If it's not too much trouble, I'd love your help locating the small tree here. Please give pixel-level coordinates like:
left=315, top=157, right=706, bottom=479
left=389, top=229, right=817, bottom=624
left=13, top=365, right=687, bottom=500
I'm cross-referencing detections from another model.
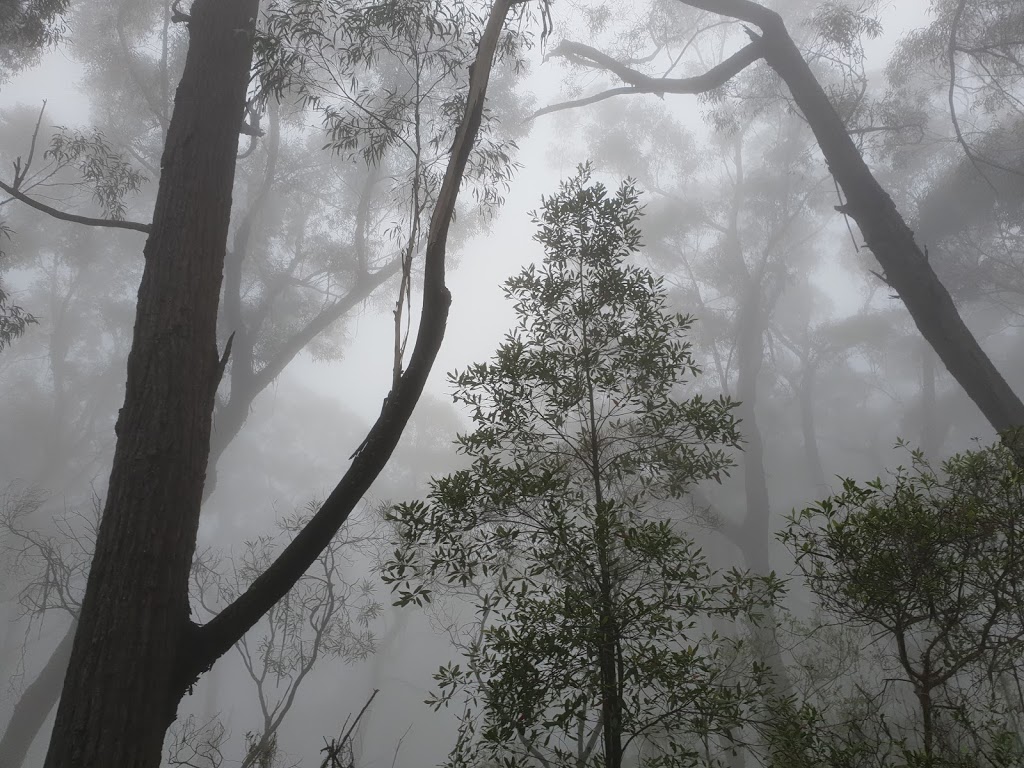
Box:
left=384, top=166, right=779, bottom=768
left=781, top=443, right=1024, bottom=767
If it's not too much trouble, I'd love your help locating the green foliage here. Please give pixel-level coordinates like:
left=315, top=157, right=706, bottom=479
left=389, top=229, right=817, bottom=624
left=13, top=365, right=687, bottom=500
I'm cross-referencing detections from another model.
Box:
left=253, top=0, right=528, bottom=211
left=0, top=221, right=36, bottom=352
left=781, top=443, right=1024, bottom=767
left=45, top=128, right=148, bottom=221
left=384, top=165, right=780, bottom=768
left=0, top=0, right=68, bottom=80
left=0, top=281, right=36, bottom=352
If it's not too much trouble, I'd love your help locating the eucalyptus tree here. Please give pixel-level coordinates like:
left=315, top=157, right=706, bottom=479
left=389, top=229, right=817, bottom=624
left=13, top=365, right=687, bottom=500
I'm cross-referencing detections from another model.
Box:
left=533, top=0, right=1024, bottom=454
left=384, top=167, right=778, bottom=768
left=0, top=0, right=534, bottom=764
left=0, top=0, right=535, bottom=763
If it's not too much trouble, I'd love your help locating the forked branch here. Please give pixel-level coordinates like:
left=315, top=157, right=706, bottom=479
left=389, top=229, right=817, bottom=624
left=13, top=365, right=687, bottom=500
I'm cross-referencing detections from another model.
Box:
left=189, top=0, right=525, bottom=676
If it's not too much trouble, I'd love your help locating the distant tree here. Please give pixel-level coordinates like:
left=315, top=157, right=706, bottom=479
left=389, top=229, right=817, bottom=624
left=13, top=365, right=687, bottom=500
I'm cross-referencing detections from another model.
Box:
left=781, top=443, right=1024, bottom=767
left=535, top=0, right=1024, bottom=456
left=385, top=166, right=779, bottom=768
left=188, top=505, right=380, bottom=768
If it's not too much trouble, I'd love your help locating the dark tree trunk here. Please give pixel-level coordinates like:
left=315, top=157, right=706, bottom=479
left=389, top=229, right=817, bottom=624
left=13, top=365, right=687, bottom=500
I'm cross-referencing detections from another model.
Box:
left=0, top=621, right=75, bottom=768
left=748, top=7, right=1024, bottom=452
left=43, top=0, right=259, bottom=763
left=38, top=0, right=515, bottom=763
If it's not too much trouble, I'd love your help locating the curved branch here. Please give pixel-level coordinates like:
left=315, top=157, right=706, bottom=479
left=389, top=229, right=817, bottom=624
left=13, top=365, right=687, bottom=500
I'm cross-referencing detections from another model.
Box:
left=947, top=0, right=1024, bottom=185
left=528, top=87, right=640, bottom=121
left=540, top=37, right=764, bottom=106
left=189, top=0, right=520, bottom=675
left=0, top=179, right=151, bottom=233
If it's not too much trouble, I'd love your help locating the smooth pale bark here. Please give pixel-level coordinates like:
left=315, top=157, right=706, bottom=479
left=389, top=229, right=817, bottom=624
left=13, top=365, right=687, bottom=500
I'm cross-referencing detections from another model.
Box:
left=42, top=0, right=519, bottom=764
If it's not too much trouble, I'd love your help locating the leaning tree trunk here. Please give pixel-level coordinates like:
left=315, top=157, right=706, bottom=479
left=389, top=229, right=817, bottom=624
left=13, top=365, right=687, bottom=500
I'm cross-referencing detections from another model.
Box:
left=743, top=5, right=1024, bottom=453
left=41, top=0, right=518, bottom=762
left=43, top=0, right=259, bottom=764
left=0, top=620, right=75, bottom=768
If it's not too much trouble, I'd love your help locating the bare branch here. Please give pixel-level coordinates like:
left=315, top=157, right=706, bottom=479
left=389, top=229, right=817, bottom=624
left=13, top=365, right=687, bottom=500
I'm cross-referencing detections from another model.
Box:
left=0, top=179, right=151, bottom=233
left=527, top=87, right=640, bottom=121
left=534, top=37, right=764, bottom=119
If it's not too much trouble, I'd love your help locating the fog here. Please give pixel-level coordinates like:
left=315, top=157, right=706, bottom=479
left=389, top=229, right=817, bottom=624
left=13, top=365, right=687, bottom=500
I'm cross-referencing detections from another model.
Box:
left=1, top=0, right=1023, bottom=766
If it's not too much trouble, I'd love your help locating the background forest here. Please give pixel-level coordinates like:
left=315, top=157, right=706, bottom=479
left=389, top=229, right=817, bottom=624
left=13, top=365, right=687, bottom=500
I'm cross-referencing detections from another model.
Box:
left=1, top=0, right=1023, bottom=766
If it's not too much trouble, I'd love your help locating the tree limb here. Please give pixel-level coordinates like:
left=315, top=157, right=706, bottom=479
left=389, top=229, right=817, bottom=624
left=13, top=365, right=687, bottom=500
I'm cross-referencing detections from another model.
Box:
left=0, top=179, right=151, bottom=233
left=528, top=87, right=641, bottom=121
left=189, top=0, right=521, bottom=675
left=534, top=37, right=764, bottom=118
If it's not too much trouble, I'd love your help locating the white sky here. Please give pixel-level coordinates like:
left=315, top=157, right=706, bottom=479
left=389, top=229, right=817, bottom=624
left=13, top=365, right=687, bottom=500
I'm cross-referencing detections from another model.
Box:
left=0, top=1, right=924, bottom=431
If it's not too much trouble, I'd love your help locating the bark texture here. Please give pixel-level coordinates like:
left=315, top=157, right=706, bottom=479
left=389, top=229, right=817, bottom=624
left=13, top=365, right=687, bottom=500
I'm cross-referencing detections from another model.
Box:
left=40, top=0, right=517, bottom=764
left=43, top=0, right=258, bottom=763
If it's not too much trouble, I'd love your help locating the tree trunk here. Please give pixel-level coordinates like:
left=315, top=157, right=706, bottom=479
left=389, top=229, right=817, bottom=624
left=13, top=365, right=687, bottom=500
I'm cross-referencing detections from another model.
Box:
left=43, top=0, right=258, bottom=763
left=40, top=0, right=516, bottom=761
left=0, top=621, right=75, bottom=768
left=920, top=341, right=939, bottom=456
left=798, top=363, right=827, bottom=491
left=733, top=286, right=794, bottom=698
left=750, top=9, right=1024, bottom=453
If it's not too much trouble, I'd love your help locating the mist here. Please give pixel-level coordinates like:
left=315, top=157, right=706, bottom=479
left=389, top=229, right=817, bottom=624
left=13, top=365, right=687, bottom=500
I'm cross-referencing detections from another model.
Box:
left=1, top=0, right=1023, bottom=766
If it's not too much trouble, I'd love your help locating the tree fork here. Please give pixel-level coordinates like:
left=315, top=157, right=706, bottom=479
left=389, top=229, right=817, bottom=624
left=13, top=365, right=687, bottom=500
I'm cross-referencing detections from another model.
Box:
left=546, top=1, right=1024, bottom=454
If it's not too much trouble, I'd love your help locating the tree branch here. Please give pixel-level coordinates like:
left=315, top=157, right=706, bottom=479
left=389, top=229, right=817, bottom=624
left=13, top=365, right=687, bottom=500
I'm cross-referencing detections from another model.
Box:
left=534, top=37, right=764, bottom=118
left=0, top=179, right=151, bottom=233
left=189, top=0, right=520, bottom=676
left=528, top=87, right=641, bottom=121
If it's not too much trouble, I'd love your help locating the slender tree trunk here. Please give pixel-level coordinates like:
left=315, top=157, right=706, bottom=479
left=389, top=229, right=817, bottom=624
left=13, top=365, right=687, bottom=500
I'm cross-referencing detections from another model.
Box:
left=0, top=621, right=75, bottom=768
left=920, top=341, right=939, bottom=456
left=43, top=0, right=258, bottom=763
left=733, top=288, right=793, bottom=698
left=799, top=363, right=827, bottom=491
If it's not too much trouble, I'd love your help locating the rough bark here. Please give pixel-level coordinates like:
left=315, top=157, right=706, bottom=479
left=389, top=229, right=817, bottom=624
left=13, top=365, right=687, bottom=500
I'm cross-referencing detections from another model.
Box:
left=43, top=0, right=260, bottom=763
left=0, top=621, right=75, bottom=768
